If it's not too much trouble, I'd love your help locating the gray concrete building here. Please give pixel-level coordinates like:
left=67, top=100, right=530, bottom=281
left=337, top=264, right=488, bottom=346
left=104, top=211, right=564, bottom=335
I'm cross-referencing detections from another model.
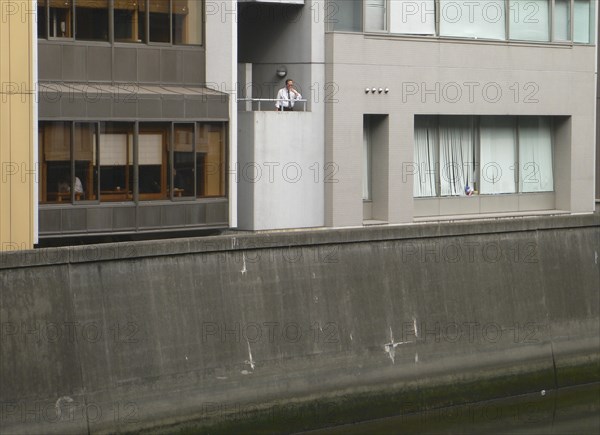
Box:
left=237, top=0, right=597, bottom=229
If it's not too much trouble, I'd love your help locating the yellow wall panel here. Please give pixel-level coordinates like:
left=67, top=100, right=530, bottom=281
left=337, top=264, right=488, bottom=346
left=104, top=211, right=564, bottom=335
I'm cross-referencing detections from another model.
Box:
left=0, top=0, right=35, bottom=251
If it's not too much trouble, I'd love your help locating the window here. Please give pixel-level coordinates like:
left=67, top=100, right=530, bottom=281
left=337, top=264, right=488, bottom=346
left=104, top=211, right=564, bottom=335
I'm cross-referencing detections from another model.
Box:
left=328, top=0, right=362, bottom=32
left=139, top=123, right=169, bottom=200
left=440, top=0, right=506, bottom=40
left=509, top=0, right=550, bottom=41
left=326, top=1, right=593, bottom=44
left=114, top=0, right=147, bottom=43
left=37, top=0, right=47, bottom=38
left=196, top=123, right=226, bottom=197
left=390, top=0, right=435, bottom=35
left=414, top=116, right=554, bottom=197
left=173, top=0, right=203, bottom=45
left=363, top=117, right=372, bottom=200
left=48, top=0, right=73, bottom=38
left=39, top=122, right=72, bottom=203
left=73, top=123, right=99, bottom=201
left=173, top=124, right=195, bottom=197
left=75, top=0, right=109, bottom=41
left=150, top=0, right=171, bottom=43
left=365, top=0, right=386, bottom=32
left=554, top=0, right=571, bottom=41
left=99, top=122, right=134, bottom=202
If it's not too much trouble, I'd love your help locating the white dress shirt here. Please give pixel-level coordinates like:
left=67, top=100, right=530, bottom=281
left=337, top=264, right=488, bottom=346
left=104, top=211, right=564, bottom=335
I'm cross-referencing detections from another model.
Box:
left=275, top=87, right=302, bottom=109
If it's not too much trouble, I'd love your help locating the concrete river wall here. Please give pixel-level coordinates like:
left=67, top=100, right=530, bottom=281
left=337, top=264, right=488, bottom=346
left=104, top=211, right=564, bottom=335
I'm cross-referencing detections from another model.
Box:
left=1, top=213, right=599, bottom=434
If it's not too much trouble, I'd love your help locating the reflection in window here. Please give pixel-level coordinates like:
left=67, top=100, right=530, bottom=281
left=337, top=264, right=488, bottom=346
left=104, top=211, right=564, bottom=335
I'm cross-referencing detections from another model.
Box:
left=74, top=123, right=98, bottom=201
left=554, top=0, right=571, bottom=41
left=197, top=123, right=226, bottom=197
left=509, top=0, right=549, bottom=41
left=150, top=0, right=171, bottom=43
left=114, top=0, right=146, bottom=43
left=39, top=122, right=72, bottom=204
left=37, top=0, right=47, bottom=38
left=390, top=0, right=435, bottom=35
left=75, top=0, right=109, bottom=41
left=574, top=0, right=591, bottom=43
left=365, top=0, right=386, bottom=32
left=173, top=124, right=195, bottom=197
left=440, top=0, right=506, bottom=40
left=99, top=123, right=134, bottom=202
left=139, top=123, right=169, bottom=200
left=49, top=0, right=73, bottom=38
left=328, top=0, right=362, bottom=32
left=173, top=0, right=203, bottom=44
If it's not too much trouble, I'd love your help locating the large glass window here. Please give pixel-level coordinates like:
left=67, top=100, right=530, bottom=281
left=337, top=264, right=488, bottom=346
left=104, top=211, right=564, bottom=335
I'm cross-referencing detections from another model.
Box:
left=414, top=116, right=554, bottom=197
left=196, top=123, right=226, bottom=197
left=39, top=122, right=72, bottom=203
left=173, top=0, right=203, bottom=44
left=573, top=0, right=592, bottom=43
left=74, top=123, right=99, bottom=201
left=554, top=0, right=571, bottom=41
left=328, top=0, right=362, bottom=32
left=173, top=124, right=195, bottom=197
left=114, top=0, right=147, bottom=43
left=75, top=0, right=109, bottom=41
left=509, top=0, right=550, bottom=41
left=139, top=123, right=169, bottom=200
left=150, top=0, right=171, bottom=43
left=99, top=122, right=134, bottom=202
left=37, top=0, right=48, bottom=38
left=390, top=0, right=435, bottom=35
left=440, top=0, right=506, bottom=40
left=365, top=0, right=386, bottom=32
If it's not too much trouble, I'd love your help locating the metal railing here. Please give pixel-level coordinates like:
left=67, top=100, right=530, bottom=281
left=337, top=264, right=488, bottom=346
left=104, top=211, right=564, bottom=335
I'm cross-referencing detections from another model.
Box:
left=237, top=98, right=308, bottom=112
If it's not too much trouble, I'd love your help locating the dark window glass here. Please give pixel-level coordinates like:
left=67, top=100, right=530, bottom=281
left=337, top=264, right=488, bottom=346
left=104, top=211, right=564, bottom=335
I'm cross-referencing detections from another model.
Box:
left=49, top=0, right=73, bottom=38
left=99, top=122, right=134, bottom=202
left=149, top=0, right=170, bottom=43
left=114, top=0, right=146, bottom=43
left=37, top=0, right=47, bottom=38
left=139, top=123, right=170, bottom=200
left=75, top=0, right=109, bottom=41
left=39, top=121, right=72, bottom=204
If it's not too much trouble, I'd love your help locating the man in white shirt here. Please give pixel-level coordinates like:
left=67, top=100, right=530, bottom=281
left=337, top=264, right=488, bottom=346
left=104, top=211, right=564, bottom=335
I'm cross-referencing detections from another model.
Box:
left=275, top=79, right=302, bottom=111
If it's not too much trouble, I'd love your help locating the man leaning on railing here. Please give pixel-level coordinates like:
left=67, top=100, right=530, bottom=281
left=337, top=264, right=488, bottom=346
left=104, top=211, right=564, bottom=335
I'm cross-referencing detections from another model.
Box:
left=275, top=79, right=302, bottom=112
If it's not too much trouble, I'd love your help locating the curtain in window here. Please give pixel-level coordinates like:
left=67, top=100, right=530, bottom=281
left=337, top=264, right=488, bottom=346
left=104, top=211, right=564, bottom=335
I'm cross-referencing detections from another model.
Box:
left=365, top=0, right=386, bottom=32
left=439, top=116, right=474, bottom=196
left=518, top=117, right=553, bottom=192
left=390, top=0, right=435, bottom=35
left=414, top=117, right=438, bottom=197
left=480, top=117, right=517, bottom=194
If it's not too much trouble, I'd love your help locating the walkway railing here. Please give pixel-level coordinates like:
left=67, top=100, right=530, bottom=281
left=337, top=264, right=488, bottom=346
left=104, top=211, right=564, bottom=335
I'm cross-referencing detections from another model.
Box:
left=237, top=98, right=308, bottom=112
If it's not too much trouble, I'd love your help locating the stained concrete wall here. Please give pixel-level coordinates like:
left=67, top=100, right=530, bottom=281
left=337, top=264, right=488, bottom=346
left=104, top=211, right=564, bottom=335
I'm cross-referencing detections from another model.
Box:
left=0, top=214, right=599, bottom=434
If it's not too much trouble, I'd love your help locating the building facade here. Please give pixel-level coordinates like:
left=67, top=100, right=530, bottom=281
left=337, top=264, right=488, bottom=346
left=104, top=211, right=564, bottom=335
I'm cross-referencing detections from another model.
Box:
left=34, top=0, right=236, bottom=240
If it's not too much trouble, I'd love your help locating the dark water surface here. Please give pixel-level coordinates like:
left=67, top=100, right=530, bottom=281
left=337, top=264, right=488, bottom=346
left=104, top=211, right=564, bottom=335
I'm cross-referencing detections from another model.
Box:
left=301, top=383, right=600, bottom=435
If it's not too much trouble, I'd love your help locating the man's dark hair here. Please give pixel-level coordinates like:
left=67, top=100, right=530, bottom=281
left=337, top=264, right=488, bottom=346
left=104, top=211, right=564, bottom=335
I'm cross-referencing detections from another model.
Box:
left=286, top=79, right=294, bottom=86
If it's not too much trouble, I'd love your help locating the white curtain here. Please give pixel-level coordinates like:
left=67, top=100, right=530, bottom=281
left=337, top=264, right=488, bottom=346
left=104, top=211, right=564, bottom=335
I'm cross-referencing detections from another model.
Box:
left=414, top=117, right=437, bottom=197
left=509, top=0, right=549, bottom=41
left=518, top=117, right=553, bottom=192
left=365, top=0, right=387, bottom=32
left=480, top=117, right=517, bottom=194
left=439, top=116, right=475, bottom=196
left=440, top=0, right=506, bottom=40
left=390, top=0, right=435, bottom=35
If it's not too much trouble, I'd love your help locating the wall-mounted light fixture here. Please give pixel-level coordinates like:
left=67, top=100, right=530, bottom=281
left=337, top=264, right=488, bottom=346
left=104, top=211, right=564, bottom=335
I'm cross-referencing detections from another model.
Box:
left=276, top=66, right=287, bottom=78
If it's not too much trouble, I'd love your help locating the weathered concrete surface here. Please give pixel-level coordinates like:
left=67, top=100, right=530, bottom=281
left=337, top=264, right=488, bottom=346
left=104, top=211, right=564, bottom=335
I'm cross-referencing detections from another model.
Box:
left=1, top=213, right=599, bottom=433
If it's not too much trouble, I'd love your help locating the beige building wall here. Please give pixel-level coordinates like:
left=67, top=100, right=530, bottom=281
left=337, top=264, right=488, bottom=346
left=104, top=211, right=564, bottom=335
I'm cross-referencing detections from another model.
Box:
left=0, top=0, right=36, bottom=250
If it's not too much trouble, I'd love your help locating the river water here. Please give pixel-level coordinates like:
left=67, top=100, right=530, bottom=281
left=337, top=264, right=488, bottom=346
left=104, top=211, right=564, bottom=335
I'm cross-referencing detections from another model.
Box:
left=302, top=383, right=599, bottom=435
